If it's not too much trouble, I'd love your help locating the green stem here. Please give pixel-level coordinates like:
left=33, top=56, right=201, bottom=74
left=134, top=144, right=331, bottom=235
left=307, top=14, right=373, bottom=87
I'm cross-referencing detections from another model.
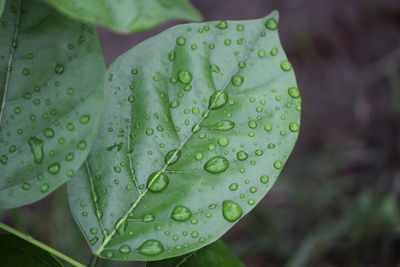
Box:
left=0, top=222, right=86, bottom=267
left=88, top=255, right=99, bottom=267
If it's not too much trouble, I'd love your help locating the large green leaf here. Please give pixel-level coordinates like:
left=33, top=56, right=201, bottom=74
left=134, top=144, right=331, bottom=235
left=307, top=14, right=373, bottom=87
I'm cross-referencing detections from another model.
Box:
left=0, top=0, right=105, bottom=209
left=0, top=234, right=63, bottom=267
left=39, top=0, right=202, bottom=33
left=69, top=11, right=301, bottom=261
left=148, top=240, right=245, bottom=267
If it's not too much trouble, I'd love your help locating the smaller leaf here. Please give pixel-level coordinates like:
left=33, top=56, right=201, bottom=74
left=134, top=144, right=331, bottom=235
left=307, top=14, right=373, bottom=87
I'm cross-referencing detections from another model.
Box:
left=0, top=234, right=63, bottom=267
left=147, top=240, right=245, bottom=267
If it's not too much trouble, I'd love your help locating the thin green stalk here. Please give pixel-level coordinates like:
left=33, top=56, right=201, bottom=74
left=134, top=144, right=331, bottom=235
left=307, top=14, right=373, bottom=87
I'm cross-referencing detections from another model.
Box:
left=0, top=222, right=85, bottom=267
left=88, top=255, right=99, bottom=267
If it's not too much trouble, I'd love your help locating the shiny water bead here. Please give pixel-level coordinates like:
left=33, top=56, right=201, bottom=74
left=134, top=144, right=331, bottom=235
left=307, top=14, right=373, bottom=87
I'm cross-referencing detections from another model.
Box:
left=260, top=175, right=269, bottom=184
left=171, top=205, right=192, bottom=222
left=265, top=18, right=278, bottom=30
left=137, top=240, right=164, bottom=256
left=119, top=245, right=131, bottom=254
left=176, top=36, right=186, bottom=45
left=54, top=63, right=64, bottom=74
left=207, top=120, right=235, bottom=131
left=288, top=87, right=300, bottom=98
left=165, top=149, right=181, bottom=165
left=28, top=137, right=44, bottom=164
left=289, top=122, right=300, bottom=132
left=280, top=60, right=292, bottom=71
left=204, top=156, right=229, bottom=174
left=236, top=151, right=248, bottom=161
left=270, top=47, right=278, bottom=56
left=147, top=172, right=169, bottom=193
left=215, top=21, right=228, bottom=29
left=222, top=200, right=243, bottom=222
left=273, top=160, right=283, bottom=169
left=231, top=75, right=244, bottom=87
left=48, top=162, right=60, bottom=175
left=178, top=70, right=192, bottom=84
left=208, top=90, right=228, bottom=110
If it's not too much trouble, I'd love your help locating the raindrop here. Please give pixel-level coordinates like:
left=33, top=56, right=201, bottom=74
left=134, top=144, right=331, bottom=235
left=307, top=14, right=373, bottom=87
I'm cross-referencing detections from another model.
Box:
left=119, top=245, right=131, bottom=254
left=204, top=156, right=229, bottom=174
left=209, top=90, right=228, bottom=110
left=280, top=60, right=292, bottom=71
left=48, top=162, right=60, bottom=175
left=137, top=240, right=164, bottom=256
left=171, top=205, right=192, bottom=222
left=28, top=137, right=44, bottom=164
left=265, top=18, right=278, bottom=30
left=215, top=21, right=228, bottom=29
left=231, top=75, right=244, bottom=87
left=165, top=149, right=181, bottom=165
left=55, top=64, right=64, bottom=74
left=207, top=120, right=235, bottom=131
left=288, top=87, right=300, bottom=98
left=178, top=70, right=192, bottom=84
left=147, top=172, right=169, bottom=193
left=222, top=200, right=243, bottom=222
left=273, top=160, right=283, bottom=169
left=289, top=122, right=300, bottom=132
left=236, top=151, right=248, bottom=161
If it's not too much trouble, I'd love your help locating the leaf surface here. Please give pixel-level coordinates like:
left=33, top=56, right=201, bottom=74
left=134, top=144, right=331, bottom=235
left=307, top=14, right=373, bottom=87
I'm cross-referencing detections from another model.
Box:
left=148, top=240, right=245, bottom=267
left=0, top=0, right=105, bottom=208
left=69, top=12, right=301, bottom=261
left=0, top=234, right=63, bottom=267
left=39, top=0, right=202, bottom=33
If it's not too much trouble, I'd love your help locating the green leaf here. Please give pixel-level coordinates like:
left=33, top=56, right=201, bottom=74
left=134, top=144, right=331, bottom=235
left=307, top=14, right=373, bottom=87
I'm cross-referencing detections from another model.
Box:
left=147, top=240, right=245, bottom=267
left=69, top=11, right=301, bottom=261
left=0, top=234, right=63, bottom=266
left=39, top=0, right=202, bottom=33
left=0, top=0, right=105, bottom=209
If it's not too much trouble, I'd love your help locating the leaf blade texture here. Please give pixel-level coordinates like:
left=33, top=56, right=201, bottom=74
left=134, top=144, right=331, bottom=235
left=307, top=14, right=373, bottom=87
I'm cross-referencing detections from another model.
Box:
left=0, top=0, right=105, bottom=208
left=40, top=0, right=202, bottom=33
left=69, top=11, right=301, bottom=261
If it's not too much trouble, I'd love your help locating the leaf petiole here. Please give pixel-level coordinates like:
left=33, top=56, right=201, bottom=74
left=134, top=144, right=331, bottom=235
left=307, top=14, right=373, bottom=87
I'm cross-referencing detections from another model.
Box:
left=0, top=222, right=86, bottom=267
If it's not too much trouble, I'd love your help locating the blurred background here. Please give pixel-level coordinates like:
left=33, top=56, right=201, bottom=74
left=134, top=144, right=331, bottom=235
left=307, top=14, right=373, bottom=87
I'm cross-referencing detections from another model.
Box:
left=2, top=0, right=400, bottom=266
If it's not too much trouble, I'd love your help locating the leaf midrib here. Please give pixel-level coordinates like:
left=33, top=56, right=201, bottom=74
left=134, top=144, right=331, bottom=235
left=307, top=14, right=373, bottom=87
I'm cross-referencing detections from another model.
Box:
left=0, top=0, right=21, bottom=125
left=95, top=20, right=269, bottom=254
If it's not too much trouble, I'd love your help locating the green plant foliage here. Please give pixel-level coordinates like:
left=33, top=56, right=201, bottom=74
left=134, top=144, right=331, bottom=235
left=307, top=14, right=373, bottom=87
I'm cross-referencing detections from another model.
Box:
left=39, top=0, right=202, bottom=33
left=68, top=11, right=300, bottom=261
left=148, top=240, right=245, bottom=267
left=0, top=0, right=105, bottom=209
left=0, top=234, right=63, bottom=266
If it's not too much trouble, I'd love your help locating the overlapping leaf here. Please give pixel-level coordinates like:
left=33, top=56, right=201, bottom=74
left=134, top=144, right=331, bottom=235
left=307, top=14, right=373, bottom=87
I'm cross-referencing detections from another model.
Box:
left=40, top=0, right=202, bottom=33
left=0, top=234, right=63, bottom=266
left=69, top=12, right=301, bottom=261
left=148, top=240, right=245, bottom=267
left=0, top=0, right=5, bottom=18
left=0, top=0, right=105, bottom=208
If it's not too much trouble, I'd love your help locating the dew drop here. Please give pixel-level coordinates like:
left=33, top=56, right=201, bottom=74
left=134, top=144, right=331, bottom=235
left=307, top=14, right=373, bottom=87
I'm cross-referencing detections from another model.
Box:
left=265, top=18, right=278, bottom=30
left=231, top=75, right=244, bottom=87
left=273, top=160, right=283, bottom=169
left=178, top=70, right=192, bottom=84
left=208, top=90, right=228, bottom=110
left=137, top=240, right=164, bottom=256
left=204, top=156, right=229, bottom=174
left=289, top=122, right=300, bottom=132
left=48, top=162, right=60, bottom=175
left=28, top=137, right=44, bottom=164
left=280, top=60, right=292, bottom=71
left=165, top=149, right=181, bottom=165
left=176, top=36, right=186, bottom=46
left=222, top=200, right=243, bottom=222
left=218, top=137, right=229, bottom=147
left=215, top=21, right=228, bottom=29
left=43, top=128, right=55, bottom=138
left=236, top=151, right=248, bottom=161
left=147, top=172, right=169, bottom=193
left=119, top=245, right=131, bottom=254
left=207, top=120, right=235, bottom=131
left=171, top=205, right=192, bottom=222
left=288, top=87, right=300, bottom=98
left=54, top=64, right=64, bottom=74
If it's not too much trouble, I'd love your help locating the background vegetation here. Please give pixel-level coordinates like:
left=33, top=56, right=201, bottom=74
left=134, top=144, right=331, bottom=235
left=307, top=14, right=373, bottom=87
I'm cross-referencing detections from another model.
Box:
left=1, top=0, right=399, bottom=266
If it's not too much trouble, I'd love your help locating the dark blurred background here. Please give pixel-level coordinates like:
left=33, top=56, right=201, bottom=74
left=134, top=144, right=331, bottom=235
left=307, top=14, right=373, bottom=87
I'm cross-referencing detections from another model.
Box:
left=2, top=0, right=400, bottom=266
